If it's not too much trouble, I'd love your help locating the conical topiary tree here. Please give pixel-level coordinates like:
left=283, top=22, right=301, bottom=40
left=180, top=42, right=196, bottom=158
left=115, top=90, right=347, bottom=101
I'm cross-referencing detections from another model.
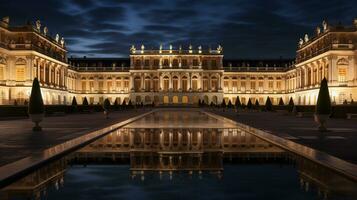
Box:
left=265, top=96, right=273, bottom=111
left=221, top=99, right=226, bottom=111
left=82, top=97, right=89, bottom=106
left=28, top=78, right=44, bottom=131
left=247, top=98, right=253, bottom=109
left=315, top=78, right=331, bottom=131
left=235, top=96, right=241, bottom=111
left=128, top=100, right=133, bottom=108
left=278, top=97, right=284, bottom=106
left=103, top=98, right=111, bottom=119
left=122, top=99, right=127, bottom=109
left=72, top=96, right=77, bottom=106
left=255, top=99, right=260, bottom=110
left=288, top=97, right=294, bottom=112
left=227, top=100, right=233, bottom=108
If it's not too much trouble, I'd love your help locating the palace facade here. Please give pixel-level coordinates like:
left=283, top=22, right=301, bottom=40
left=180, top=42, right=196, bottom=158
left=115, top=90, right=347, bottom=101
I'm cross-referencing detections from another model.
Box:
left=1, top=17, right=357, bottom=105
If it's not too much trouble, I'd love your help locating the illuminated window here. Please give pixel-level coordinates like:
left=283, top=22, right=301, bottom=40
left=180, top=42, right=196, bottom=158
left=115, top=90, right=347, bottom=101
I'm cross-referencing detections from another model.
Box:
left=241, top=81, right=246, bottom=92
left=0, top=64, right=4, bottom=80
left=89, top=81, right=94, bottom=92
left=338, top=68, right=347, bottom=82
left=81, top=81, right=86, bottom=91
left=192, top=76, right=198, bottom=91
left=172, top=59, right=179, bottom=67
left=172, top=76, right=178, bottom=91
left=193, top=59, right=198, bottom=66
left=98, top=81, right=104, bottom=92
left=268, top=81, right=273, bottom=90
left=223, top=80, right=229, bottom=92
left=144, top=59, right=150, bottom=68
left=258, top=81, right=263, bottom=92
left=251, top=82, right=256, bottom=90
left=277, top=81, right=281, bottom=90
left=232, top=80, right=237, bottom=92
left=16, top=65, right=25, bottom=81
left=107, top=81, right=112, bottom=92
left=181, top=59, right=187, bottom=68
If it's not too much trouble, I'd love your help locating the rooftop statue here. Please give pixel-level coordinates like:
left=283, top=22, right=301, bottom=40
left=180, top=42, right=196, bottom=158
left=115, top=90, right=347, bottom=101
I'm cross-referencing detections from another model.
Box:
left=322, top=20, right=328, bottom=31
left=217, top=45, right=223, bottom=52
left=304, top=34, right=309, bottom=42
left=43, top=27, right=48, bottom=36
left=130, top=45, right=136, bottom=53
left=60, top=37, right=65, bottom=47
left=299, top=38, right=303, bottom=47
left=2, top=16, right=9, bottom=24
left=55, top=34, right=59, bottom=43
left=316, top=26, right=321, bottom=35
left=35, top=20, right=41, bottom=31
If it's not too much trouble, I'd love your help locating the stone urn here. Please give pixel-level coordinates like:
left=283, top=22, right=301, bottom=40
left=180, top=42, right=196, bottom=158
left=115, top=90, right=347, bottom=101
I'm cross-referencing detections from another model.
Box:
left=314, top=114, right=329, bottom=132
left=30, top=113, right=44, bottom=131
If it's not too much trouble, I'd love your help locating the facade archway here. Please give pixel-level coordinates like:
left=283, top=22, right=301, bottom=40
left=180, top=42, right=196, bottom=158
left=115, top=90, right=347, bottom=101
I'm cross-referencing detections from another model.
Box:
left=135, top=96, right=142, bottom=103
left=154, top=95, right=160, bottom=104
left=203, top=95, right=209, bottom=105
left=163, top=96, right=169, bottom=104
left=182, top=96, right=188, bottom=104
left=145, top=95, right=151, bottom=103
left=192, top=96, right=199, bottom=104
left=212, top=96, right=218, bottom=104
left=172, top=96, right=179, bottom=104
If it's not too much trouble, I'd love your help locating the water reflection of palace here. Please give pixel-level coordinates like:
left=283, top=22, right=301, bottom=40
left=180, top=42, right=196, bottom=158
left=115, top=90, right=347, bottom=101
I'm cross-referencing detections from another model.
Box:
left=1, top=128, right=356, bottom=200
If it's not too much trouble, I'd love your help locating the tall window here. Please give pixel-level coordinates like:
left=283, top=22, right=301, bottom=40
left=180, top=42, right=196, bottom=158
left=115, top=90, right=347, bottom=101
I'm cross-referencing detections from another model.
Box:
left=223, top=80, right=229, bottom=92
left=193, top=59, right=199, bottom=67
left=89, top=81, right=94, bottom=92
left=163, top=77, right=169, bottom=91
left=81, top=81, right=86, bottom=91
left=145, top=77, right=151, bottom=91
left=0, top=64, right=4, bottom=80
left=192, top=76, right=198, bottom=91
left=276, top=81, right=281, bottom=90
left=203, top=77, right=208, bottom=91
left=182, top=77, right=188, bottom=91
left=338, top=68, right=347, bottom=83
left=182, top=59, right=188, bottom=68
left=124, top=79, right=129, bottom=92
left=107, top=81, right=112, bottom=92
left=153, top=77, right=159, bottom=91
left=98, top=81, right=104, bottom=92
left=16, top=65, right=25, bottom=81
left=258, top=81, right=263, bottom=92
left=172, top=59, right=179, bottom=67
left=232, top=80, right=237, bottom=92
left=172, top=76, right=178, bottom=91
left=250, top=82, right=256, bottom=91
left=211, top=60, right=217, bottom=69
left=241, top=81, right=246, bottom=92
left=153, top=59, right=159, bottom=68
left=134, top=77, right=141, bottom=91
left=211, top=77, right=218, bottom=91
left=135, top=60, right=141, bottom=69
left=268, top=81, right=273, bottom=90
left=144, top=59, right=150, bottom=68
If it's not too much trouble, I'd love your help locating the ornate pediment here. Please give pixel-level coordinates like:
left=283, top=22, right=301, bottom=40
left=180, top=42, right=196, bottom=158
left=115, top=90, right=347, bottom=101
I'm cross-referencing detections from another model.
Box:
left=337, top=57, right=349, bottom=65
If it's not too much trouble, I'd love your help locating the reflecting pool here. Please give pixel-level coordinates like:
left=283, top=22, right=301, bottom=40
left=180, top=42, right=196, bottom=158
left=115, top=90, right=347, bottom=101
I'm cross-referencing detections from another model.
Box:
left=0, top=111, right=356, bottom=200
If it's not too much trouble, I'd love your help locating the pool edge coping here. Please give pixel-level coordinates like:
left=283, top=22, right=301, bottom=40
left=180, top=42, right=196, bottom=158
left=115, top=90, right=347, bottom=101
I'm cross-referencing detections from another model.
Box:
left=0, top=110, right=155, bottom=188
left=203, top=111, right=357, bottom=182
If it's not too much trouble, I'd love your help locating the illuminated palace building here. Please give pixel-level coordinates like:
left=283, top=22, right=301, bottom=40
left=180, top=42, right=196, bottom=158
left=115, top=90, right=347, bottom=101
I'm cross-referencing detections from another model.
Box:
left=1, top=17, right=357, bottom=105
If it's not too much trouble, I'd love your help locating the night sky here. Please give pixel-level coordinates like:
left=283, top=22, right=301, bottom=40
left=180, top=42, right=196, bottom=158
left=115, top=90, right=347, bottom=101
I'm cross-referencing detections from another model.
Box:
left=0, top=0, right=356, bottom=59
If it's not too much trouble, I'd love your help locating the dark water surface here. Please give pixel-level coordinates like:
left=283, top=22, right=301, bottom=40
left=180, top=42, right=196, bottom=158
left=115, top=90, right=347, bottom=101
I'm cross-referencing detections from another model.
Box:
left=1, top=111, right=356, bottom=200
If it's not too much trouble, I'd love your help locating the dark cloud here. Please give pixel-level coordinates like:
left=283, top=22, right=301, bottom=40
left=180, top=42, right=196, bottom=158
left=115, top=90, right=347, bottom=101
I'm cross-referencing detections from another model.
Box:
left=0, top=0, right=356, bottom=59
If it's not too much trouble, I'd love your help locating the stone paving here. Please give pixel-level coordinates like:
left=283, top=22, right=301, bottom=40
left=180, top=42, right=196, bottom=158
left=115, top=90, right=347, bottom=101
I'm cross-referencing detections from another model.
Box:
left=209, top=109, right=357, bottom=164
left=0, top=109, right=148, bottom=167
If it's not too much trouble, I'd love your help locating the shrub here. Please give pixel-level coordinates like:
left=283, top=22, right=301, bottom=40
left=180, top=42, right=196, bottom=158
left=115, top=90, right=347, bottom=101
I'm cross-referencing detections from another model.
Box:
left=227, top=100, right=233, bottom=108
left=255, top=99, right=260, bottom=108
left=315, top=78, right=331, bottom=115
left=235, top=96, right=241, bottom=109
left=221, top=100, right=226, bottom=108
left=82, top=97, right=89, bottom=106
left=247, top=98, right=253, bottom=109
left=278, top=98, right=285, bottom=106
left=28, top=78, right=44, bottom=114
left=103, top=98, right=111, bottom=111
left=265, top=96, right=273, bottom=111
left=72, top=96, right=77, bottom=106
left=288, top=97, right=294, bottom=112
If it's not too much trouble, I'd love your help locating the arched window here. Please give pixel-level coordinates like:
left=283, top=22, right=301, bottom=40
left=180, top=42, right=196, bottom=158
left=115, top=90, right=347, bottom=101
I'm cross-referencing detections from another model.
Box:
left=15, top=58, right=26, bottom=82
left=181, top=76, right=188, bottom=91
